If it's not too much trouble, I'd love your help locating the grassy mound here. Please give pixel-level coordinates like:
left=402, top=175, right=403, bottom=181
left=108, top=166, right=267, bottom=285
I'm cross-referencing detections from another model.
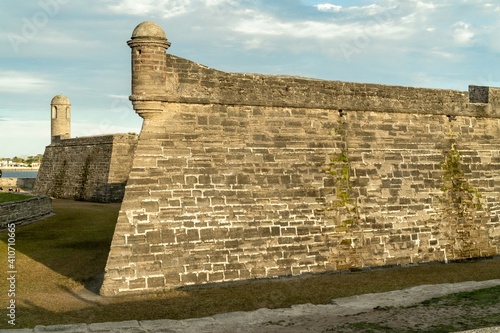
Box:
left=0, top=192, right=32, bottom=203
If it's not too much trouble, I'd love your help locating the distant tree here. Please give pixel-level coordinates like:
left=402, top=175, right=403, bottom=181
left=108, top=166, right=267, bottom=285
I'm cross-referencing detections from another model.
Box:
left=25, top=156, right=36, bottom=166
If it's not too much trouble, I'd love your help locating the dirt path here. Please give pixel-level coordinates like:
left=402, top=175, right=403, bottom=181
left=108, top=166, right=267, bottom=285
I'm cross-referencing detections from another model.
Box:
left=23, top=279, right=500, bottom=333
left=167, top=279, right=500, bottom=333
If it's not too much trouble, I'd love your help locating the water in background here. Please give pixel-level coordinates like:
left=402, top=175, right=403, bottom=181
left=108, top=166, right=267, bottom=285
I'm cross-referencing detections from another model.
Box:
left=1, top=170, right=38, bottom=178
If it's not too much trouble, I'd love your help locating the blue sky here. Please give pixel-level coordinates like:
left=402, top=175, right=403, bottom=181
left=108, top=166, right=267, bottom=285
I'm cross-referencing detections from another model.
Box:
left=1, top=0, right=499, bottom=157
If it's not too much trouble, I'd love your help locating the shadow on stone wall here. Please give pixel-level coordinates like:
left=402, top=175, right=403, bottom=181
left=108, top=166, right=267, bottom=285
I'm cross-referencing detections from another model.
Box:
left=87, top=182, right=128, bottom=203
left=17, top=178, right=36, bottom=190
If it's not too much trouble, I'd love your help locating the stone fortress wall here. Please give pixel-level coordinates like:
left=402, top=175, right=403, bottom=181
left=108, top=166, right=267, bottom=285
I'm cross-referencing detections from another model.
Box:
left=34, top=134, right=138, bottom=202
left=0, top=196, right=53, bottom=228
left=98, top=22, right=500, bottom=296
left=0, top=178, right=36, bottom=190
left=33, top=95, right=138, bottom=203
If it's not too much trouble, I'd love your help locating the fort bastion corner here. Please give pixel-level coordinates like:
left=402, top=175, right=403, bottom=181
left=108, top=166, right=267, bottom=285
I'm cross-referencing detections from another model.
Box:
left=37, top=21, right=495, bottom=296
left=33, top=93, right=138, bottom=202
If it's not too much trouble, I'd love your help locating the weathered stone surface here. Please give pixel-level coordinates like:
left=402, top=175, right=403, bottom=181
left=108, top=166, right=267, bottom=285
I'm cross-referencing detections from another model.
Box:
left=34, top=134, right=137, bottom=203
left=0, top=196, right=52, bottom=228
left=89, top=320, right=144, bottom=332
left=34, top=323, right=88, bottom=332
left=98, top=21, right=500, bottom=296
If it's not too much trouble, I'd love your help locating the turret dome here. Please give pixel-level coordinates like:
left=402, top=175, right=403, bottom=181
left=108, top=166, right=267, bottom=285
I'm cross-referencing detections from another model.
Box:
left=51, top=94, right=70, bottom=105
left=131, top=21, right=167, bottom=40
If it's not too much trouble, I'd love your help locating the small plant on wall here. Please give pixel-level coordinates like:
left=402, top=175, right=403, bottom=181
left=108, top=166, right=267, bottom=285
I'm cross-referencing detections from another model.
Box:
left=441, top=143, right=483, bottom=214
left=439, top=141, right=491, bottom=259
left=326, top=150, right=356, bottom=212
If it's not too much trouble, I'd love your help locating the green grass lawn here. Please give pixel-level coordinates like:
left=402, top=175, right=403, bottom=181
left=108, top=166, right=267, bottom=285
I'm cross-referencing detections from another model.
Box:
left=336, top=285, right=500, bottom=333
left=0, top=199, right=499, bottom=329
left=0, top=192, right=32, bottom=203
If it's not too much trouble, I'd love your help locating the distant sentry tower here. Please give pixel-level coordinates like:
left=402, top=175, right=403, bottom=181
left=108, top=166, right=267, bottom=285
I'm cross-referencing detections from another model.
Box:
left=51, top=94, right=71, bottom=143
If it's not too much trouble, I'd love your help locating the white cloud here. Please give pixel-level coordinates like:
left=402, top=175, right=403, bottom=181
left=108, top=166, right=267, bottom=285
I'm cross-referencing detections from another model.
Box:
left=106, top=0, right=235, bottom=18
left=315, top=3, right=342, bottom=12
left=232, top=11, right=287, bottom=37
left=314, top=3, right=397, bottom=16
left=414, top=1, right=438, bottom=10
left=107, top=0, right=192, bottom=17
left=345, top=4, right=387, bottom=15
left=453, top=21, right=474, bottom=45
left=204, top=0, right=235, bottom=6
left=231, top=6, right=410, bottom=60
left=315, top=3, right=389, bottom=15
left=0, top=71, right=53, bottom=93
